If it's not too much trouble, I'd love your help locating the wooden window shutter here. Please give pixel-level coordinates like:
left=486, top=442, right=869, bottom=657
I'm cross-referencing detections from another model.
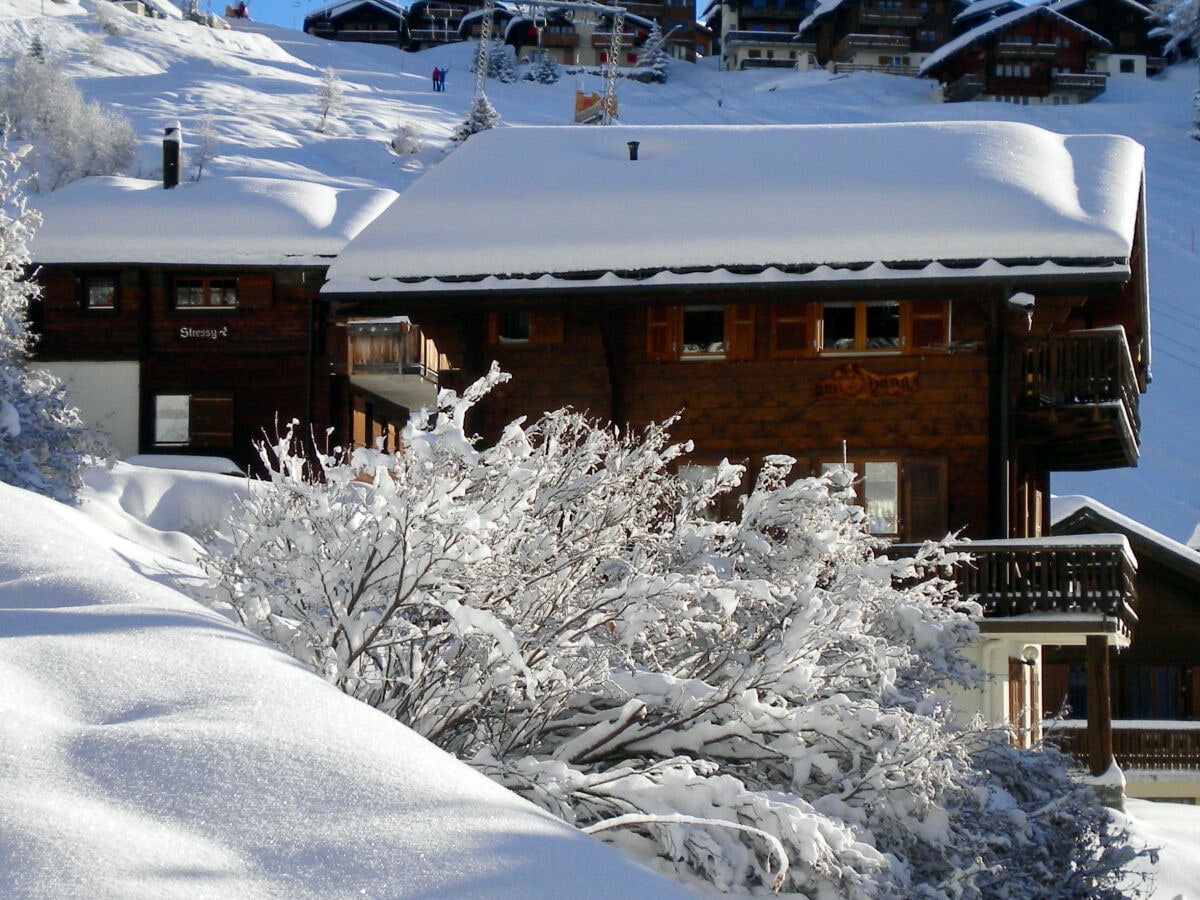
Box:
left=770, top=303, right=814, bottom=358
left=646, top=306, right=679, bottom=362
left=41, top=272, right=76, bottom=307
left=725, top=304, right=756, bottom=361
left=903, top=456, right=948, bottom=541
left=908, top=300, right=949, bottom=351
left=532, top=310, right=565, bottom=345
left=237, top=272, right=273, bottom=310
left=487, top=312, right=500, bottom=346
left=190, top=393, right=235, bottom=447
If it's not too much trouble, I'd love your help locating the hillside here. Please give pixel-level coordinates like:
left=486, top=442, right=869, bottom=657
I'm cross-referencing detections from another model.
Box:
left=4, top=0, right=1200, bottom=542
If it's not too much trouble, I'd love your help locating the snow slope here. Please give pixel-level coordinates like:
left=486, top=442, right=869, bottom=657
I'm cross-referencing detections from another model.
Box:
left=0, top=469, right=694, bottom=900
left=5, top=0, right=1199, bottom=540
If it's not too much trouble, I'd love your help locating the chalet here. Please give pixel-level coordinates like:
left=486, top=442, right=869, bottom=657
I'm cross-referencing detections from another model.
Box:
left=322, top=122, right=1151, bottom=795
left=710, top=0, right=820, bottom=71
left=1043, top=0, right=1163, bottom=76
left=796, top=0, right=957, bottom=75
left=302, top=0, right=409, bottom=46
left=921, top=4, right=1112, bottom=103
left=1049, top=497, right=1200, bottom=802
left=28, top=158, right=398, bottom=472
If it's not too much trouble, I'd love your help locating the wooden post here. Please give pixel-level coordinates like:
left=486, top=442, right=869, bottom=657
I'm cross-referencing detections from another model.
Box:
left=1086, top=634, right=1113, bottom=776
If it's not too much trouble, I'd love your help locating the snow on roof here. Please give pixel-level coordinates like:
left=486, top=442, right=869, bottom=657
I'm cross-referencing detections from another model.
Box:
left=1052, top=494, right=1200, bottom=572
left=29, top=176, right=398, bottom=268
left=0, top=476, right=693, bottom=899
left=953, top=0, right=1022, bottom=26
left=303, top=0, right=407, bottom=21
left=1048, top=0, right=1155, bottom=19
left=322, top=121, right=1144, bottom=295
left=921, top=4, right=1110, bottom=74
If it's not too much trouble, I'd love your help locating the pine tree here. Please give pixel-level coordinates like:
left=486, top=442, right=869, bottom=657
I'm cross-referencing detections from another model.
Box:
left=451, top=94, right=500, bottom=143
left=488, top=38, right=518, bottom=83
left=0, top=140, right=93, bottom=500
left=636, top=22, right=670, bottom=83
left=524, top=50, right=559, bottom=84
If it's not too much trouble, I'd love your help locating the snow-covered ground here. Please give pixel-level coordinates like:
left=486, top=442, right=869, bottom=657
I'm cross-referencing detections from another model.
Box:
left=0, top=463, right=695, bottom=899
left=5, top=0, right=1200, bottom=541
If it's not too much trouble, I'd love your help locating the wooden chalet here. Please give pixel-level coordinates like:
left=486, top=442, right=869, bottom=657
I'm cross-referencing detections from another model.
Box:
left=921, top=4, right=1112, bottom=103
left=1047, top=498, right=1200, bottom=802
left=797, top=0, right=957, bottom=75
left=302, top=0, right=409, bottom=46
left=1047, top=0, right=1163, bottom=76
left=28, top=160, right=398, bottom=473
left=711, top=0, right=819, bottom=70
left=322, top=122, right=1152, bottom=792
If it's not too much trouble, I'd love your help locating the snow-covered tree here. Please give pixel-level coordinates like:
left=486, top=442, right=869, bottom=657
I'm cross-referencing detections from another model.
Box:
left=200, top=366, right=1149, bottom=898
left=1154, top=0, right=1199, bottom=56
left=193, top=111, right=217, bottom=181
left=489, top=38, right=519, bottom=83
left=524, top=50, right=559, bottom=84
left=451, top=94, right=500, bottom=143
left=0, top=138, right=93, bottom=500
left=0, top=53, right=136, bottom=191
left=635, top=22, right=670, bottom=83
left=314, top=66, right=346, bottom=133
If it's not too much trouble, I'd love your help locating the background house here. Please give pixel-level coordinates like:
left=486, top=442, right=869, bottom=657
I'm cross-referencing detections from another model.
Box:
left=302, top=0, right=409, bottom=46
left=29, top=167, right=397, bottom=471
left=321, top=122, right=1152, bottom=783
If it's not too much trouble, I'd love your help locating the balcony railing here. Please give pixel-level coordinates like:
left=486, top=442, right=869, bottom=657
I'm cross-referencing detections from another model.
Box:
left=943, top=72, right=985, bottom=101
left=891, top=536, right=1138, bottom=631
left=1018, top=327, right=1140, bottom=470
left=833, top=61, right=919, bottom=75
left=835, top=32, right=911, bottom=57
left=1050, top=721, right=1200, bottom=771
left=858, top=8, right=924, bottom=26
left=996, top=41, right=1059, bottom=59
left=1053, top=72, right=1107, bottom=99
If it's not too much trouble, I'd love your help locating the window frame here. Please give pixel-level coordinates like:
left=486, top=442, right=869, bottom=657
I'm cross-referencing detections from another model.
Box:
left=486, top=309, right=565, bottom=347
left=822, top=458, right=901, bottom=536
left=152, top=391, right=234, bottom=449
left=172, top=276, right=239, bottom=311
left=79, top=273, right=119, bottom=314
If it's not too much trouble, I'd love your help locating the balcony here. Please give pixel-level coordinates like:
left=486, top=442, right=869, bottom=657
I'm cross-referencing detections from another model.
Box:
left=331, top=28, right=403, bottom=43
left=996, top=41, right=1059, bottom=59
left=1052, top=71, right=1108, bottom=100
left=891, top=536, right=1138, bottom=633
left=942, top=72, right=985, bottom=101
left=591, top=29, right=645, bottom=48
left=834, top=32, right=911, bottom=57
left=833, top=61, right=919, bottom=75
left=859, top=7, right=924, bottom=26
left=1017, top=327, right=1140, bottom=471
left=1050, top=721, right=1200, bottom=771
left=539, top=31, right=580, bottom=47
left=736, top=4, right=808, bottom=20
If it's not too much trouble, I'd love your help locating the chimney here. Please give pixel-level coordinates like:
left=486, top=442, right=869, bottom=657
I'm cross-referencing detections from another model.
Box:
left=163, top=121, right=182, bottom=189
left=627, top=140, right=640, bottom=161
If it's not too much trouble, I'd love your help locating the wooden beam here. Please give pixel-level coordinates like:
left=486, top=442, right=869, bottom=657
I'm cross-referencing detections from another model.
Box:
left=1086, top=634, right=1113, bottom=776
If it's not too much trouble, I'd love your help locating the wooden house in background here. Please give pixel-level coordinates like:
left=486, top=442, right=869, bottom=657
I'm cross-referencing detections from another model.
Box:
left=29, top=166, right=398, bottom=473
left=796, top=0, right=956, bottom=75
left=321, top=122, right=1151, bottom=795
left=1048, top=497, right=1200, bottom=802
left=921, top=4, right=1112, bottom=102
left=302, top=0, right=409, bottom=46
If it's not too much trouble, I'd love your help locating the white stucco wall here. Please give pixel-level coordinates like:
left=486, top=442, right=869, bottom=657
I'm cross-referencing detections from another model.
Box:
left=43, top=361, right=140, bottom=458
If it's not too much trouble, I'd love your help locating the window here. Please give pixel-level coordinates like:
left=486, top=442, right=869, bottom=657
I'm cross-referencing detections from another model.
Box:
left=823, top=459, right=899, bottom=535
left=81, top=274, right=117, bottom=311
left=154, top=392, right=234, bottom=448
left=820, top=301, right=900, bottom=352
left=646, top=305, right=755, bottom=362
left=487, top=309, right=564, bottom=346
left=1119, top=57, right=1135, bottom=73
left=174, top=277, right=238, bottom=309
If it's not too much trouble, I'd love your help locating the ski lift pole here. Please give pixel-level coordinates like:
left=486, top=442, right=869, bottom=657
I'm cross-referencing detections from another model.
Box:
left=602, top=8, right=623, bottom=124
left=474, top=0, right=495, bottom=101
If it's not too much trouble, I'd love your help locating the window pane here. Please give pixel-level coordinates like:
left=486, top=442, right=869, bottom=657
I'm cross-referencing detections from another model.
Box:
left=498, top=310, right=530, bottom=342
left=865, top=302, right=900, bottom=349
left=863, top=461, right=898, bottom=533
left=155, top=394, right=190, bottom=445
left=175, top=281, right=203, bottom=307
left=682, top=306, right=725, bottom=355
left=210, top=280, right=238, bottom=307
left=86, top=277, right=116, bottom=309
left=822, top=304, right=856, bottom=350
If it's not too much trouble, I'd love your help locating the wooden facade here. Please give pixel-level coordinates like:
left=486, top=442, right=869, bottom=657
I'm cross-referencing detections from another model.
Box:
left=800, top=0, right=956, bottom=74
left=303, top=0, right=409, bottom=46
left=34, top=263, right=331, bottom=472
left=923, top=5, right=1112, bottom=102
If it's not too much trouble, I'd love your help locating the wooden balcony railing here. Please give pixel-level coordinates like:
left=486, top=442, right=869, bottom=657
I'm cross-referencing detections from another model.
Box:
left=996, top=41, right=1059, bottom=59
left=1050, top=721, right=1200, bottom=771
left=858, top=8, right=924, bottom=26
left=835, top=32, right=911, bottom=57
left=891, top=536, right=1138, bottom=631
left=1018, top=327, right=1141, bottom=470
left=1052, top=72, right=1107, bottom=98
left=943, top=72, right=985, bottom=101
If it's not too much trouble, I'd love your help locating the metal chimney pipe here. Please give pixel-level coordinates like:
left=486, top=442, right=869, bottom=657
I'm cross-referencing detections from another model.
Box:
left=627, top=140, right=639, bottom=161
left=163, top=121, right=182, bottom=189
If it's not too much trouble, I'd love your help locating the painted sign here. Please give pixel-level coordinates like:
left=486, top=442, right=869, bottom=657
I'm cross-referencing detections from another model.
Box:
left=814, top=362, right=918, bottom=401
left=179, top=325, right=230, bottom=341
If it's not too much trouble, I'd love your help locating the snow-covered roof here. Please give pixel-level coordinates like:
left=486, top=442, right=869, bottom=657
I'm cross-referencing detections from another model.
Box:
left=30, top=176, right=398, bottom=267
left=1052, top=495, right=1200, bottom=576
left=303, top=0, right=407, bottom=22
left=921, top=4, right=1110, bottom=74
left=322, top=121, right=1145, bottom=295
left=953, top=0, right=1022, bottom=27
left=1047, top=0, right=1155, bottom=20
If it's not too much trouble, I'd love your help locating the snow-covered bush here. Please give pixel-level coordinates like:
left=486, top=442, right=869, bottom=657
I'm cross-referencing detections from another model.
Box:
left=200, top=365, right=1149, bottom=897
left=389, top=120, right=422, bottom=156
left=0, top=52, right=136, bottom=190
left=451, top=94, right=500, bottom=143
left=0, top=138, right=93, bottom=500
left=523, top=50, right=559, bottom=84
